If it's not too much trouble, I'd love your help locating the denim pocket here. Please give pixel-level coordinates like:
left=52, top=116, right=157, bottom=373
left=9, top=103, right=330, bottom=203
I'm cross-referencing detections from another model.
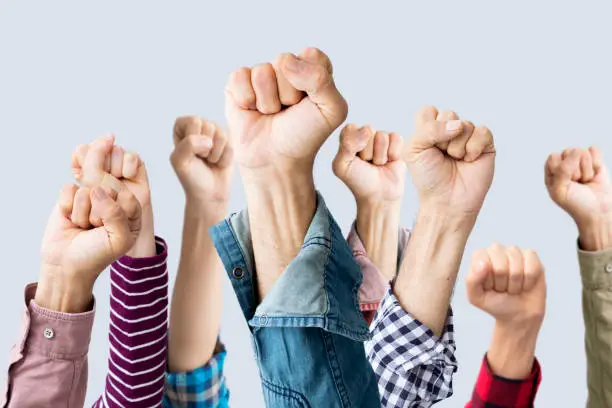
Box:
left=261, top=378, right=310, bottom=408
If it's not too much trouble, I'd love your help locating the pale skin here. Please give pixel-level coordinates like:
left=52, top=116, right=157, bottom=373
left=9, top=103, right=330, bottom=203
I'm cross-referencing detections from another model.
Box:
left=71, top=134, right=156, bottom=258
left=225, top=47, right=348, bottom=301
left=36, top=184, right=141, bottom=313
left=466, top=244, right=546, bottom=379
left=167, top=116, right=234, bottom=373
left=545, top=147, right=612, bottom=251
left=332, top=124, right=406, bottom=282
left=395, top=107, right=496, bottom=336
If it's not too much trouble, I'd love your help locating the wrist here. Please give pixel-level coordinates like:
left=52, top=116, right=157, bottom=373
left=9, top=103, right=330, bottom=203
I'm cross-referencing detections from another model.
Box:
left=127, top=204, right=156, bottom=258
left=185, top=198, right=228, bottom=224
left=487, top=319, right=541, bottom=379
left=35, top=266, right=95, bottom=313
left=577, top=216, right=612, bottom=251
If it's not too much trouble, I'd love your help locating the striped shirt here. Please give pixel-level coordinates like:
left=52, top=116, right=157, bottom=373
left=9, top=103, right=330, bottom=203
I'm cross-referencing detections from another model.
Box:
left=93, top=237, right=169, bottom=408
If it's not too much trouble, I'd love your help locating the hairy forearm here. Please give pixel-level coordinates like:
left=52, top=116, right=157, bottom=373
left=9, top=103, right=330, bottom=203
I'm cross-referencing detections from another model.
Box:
left=127, top=204, right=157, bottom=258
left=242, top=168, right=316, bottom=301
left=356, top=200, right=401, bottom=282
left=393, top=210, right=473, bottom=336
left=487, top=320, right=541, bottom=379
left=168, top=201, right=225, bottom=373
left=35, top=267, right=94, bottom=313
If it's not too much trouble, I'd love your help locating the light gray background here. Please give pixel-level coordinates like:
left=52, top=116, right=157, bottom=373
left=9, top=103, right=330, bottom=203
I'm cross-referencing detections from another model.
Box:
left=0, top=1, right=607, bottom=406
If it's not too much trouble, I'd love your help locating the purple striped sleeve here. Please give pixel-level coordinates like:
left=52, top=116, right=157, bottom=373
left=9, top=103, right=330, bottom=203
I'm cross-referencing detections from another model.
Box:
left=93, top=237, right=169, bottom=408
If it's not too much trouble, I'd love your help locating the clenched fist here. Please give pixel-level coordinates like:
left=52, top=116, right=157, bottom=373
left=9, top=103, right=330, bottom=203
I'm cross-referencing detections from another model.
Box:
left=71, top=134, right=155, bottom=258
left=466, top=243, right=546, bottom=325
left=225, top=47, right=348, bottom=171
left=171, top=116, right=234, bottom=205
left=406, top=107, right=495, bottom=217
left=332, top=124, right=406, bottom=204
left=545, top=147, right=612, bottom=250
left=37, top=184, right=141, bottom=312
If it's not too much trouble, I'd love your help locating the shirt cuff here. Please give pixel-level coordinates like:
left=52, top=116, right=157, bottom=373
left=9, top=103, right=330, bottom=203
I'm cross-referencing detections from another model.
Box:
left=577, top=242, right=612, bottom=289
left=22, top=283, right=95, bottom=359
left=115, top=236, right=168, bottom=269
left=470, top=354, right=541, bottom=407
left=164, top=346, right=230, bottom=406
left=367, top=289, right=456, bottom=376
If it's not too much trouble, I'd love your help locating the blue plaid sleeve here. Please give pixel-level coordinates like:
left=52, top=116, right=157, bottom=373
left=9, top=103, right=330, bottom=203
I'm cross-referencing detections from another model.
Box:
left=365, top=289, right=458, bottom=408
left=163, top=349, right=230, bottom=408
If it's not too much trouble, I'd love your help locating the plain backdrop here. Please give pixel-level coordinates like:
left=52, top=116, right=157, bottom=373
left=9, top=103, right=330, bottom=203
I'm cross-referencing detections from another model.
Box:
left=1, top=1, right=609, bottom=406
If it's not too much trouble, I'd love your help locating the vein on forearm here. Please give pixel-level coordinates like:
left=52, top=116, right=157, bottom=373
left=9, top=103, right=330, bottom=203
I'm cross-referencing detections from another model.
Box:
left=394, top=212, right=473, bottom=336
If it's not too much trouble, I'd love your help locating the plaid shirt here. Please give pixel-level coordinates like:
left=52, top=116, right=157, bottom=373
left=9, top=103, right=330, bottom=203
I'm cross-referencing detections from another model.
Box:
left=365, top=289, right=458, bottom=408
left=163, top=349, right=230, bottom=407
left=466, top=355, right=541, bottom=408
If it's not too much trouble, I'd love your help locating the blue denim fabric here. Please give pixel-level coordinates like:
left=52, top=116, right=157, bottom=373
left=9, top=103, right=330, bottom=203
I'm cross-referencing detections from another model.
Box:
left=210, top=193, right=380, bottom=407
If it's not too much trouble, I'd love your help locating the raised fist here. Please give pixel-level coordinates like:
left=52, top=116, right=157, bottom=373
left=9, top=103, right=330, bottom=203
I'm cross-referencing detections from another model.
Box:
left=405, top=107, right=495, bottom=217
left=466, top=243, right=546, bottom=324
left=71, top=134, right=155, bottom=257
left=171, top=116, right=234, bottom=203
left=225, top=47, right=348, bottom=171
left=40, top=185, right=141, bottom=300
left=332, top=124, right=406, bottom=204
left=545, top=147, right=612, bottom=230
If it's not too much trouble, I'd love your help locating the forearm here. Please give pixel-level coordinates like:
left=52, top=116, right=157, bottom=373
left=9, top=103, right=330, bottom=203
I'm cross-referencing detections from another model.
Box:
left=487, top=321, right=540, bottom=379
left=168, top=202, right=225, bottom=373
left=127, top=204, right=156, bottom=258
left=356, top=200, right=401, bottom=282
left=242, top=168, right=316, bottom=300
left=394, top=210, right=473, bottom=336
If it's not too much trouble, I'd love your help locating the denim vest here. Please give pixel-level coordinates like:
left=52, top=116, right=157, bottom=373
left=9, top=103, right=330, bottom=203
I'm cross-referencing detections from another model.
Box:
left=210, top=193, right=380, bottom=407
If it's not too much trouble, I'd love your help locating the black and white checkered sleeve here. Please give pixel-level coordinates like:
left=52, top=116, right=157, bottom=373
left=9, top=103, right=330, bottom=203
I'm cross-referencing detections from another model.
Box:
left=365, top=289, right=458, bottom=408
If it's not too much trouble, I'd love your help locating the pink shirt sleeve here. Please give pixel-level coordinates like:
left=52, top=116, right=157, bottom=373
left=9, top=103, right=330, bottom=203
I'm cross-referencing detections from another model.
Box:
left=347, top=222, right=411, bottom=325
left=2, top=283, right=95, bottom=408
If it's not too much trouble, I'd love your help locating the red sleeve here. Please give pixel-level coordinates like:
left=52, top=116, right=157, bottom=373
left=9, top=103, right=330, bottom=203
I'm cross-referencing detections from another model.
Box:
left=465, top=354, right=541, bottom=408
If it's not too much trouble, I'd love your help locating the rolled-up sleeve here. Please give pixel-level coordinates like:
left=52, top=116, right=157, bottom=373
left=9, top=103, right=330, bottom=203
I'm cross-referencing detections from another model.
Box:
left=163, top=347, right=229, bottom=408
left=365, top=290, right=457, bottom=408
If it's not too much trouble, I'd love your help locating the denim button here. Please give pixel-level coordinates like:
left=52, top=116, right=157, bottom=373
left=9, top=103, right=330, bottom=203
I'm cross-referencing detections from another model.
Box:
left=606, top=263, right=612, bottom=273
left=233, top=266, right=245, bottom=279
left=259, top=313, right=269, bottom=326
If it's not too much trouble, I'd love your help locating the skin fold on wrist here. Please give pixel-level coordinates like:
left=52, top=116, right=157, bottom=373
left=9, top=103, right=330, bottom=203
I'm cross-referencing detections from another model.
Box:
left=35, top=266, right=95, bottom=313
left=577, top=216, right=612, bottom=251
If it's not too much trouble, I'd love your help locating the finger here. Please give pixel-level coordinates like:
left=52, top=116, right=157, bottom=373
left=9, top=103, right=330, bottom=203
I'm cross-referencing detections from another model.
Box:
left=299, top=47, right=333, bottom=74
left=90, top=187, right=133, bottom=256
left=170, top=134, right=214, bottom=172
left=434, top=110, right=459, bottom=150
left=116, top=188, right=141, bottom=225
left=100, top=173, right=123, bottom=201
left=372, top=131, right=390, bottom=165
left=580, top=149, right=595, bottom=182
left=447, top=120, right=475, bottom=160
left=58, top=184, right=79, bottom=219
left=387, top=132, right=403, bottom=162
left=173, top=116, right=202, bottom=146
left=411, top=119, right=464, bottom=148
left=226, top=67, right=256, bottom=110
left=466, top=248, right=493, bottom=305
left=82, top=134, right=115, bottom=186
left=71, top=187, right=93, bottom=229
left=506, top=246, right=525, bottom=295
left=207, top=125, right=229, bottom=164
left=415, top=106, right=439, bottom=127
left=589, top=146, right=610, bottom=183
left=465, top=126, right=495, bottom=162
left=333, top=124, right=370, bottom=176
left=522, top=249, right=544, bottom=292
left=251, top=63, right=282, bottom=115
left=544, top=153, right=564, bottom=187
left=122, top=152, right=141, bottom=180
left=488, top=242, right=509, bottom=293
left=358, top=126, right=375, bottom=161
left=563, top=149, right=582, bottom=181
left=71, top=144, right=89, bottom=181
left=273, top=53, right=303, bottom=106
left=280, top=53, right=347, bottom=126
left=110, top=146, right=125, bottom=179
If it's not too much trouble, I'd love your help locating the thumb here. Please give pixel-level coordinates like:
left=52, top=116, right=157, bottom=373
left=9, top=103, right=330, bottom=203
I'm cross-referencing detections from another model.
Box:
left=410, top=120, right=464, bottom=150
left=333, top=125, right=371, bottom=175
left=466, top=250, right=492, bottom=307
left=90, top=187, right=133, bottom=259
left=280, top=54, right=348, bottom=128
left=81, top=134, right=115, bottom=186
